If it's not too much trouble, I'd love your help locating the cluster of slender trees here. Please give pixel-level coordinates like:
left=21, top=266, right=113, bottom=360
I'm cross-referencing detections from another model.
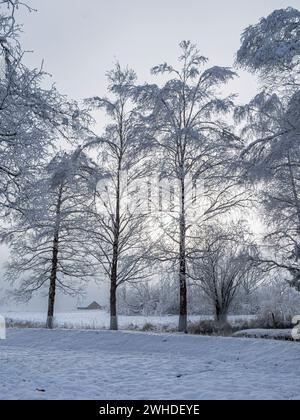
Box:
left=1, top=1, right=300, bottom=332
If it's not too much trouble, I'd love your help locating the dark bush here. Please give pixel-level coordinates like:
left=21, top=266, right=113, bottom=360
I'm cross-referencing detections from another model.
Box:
left=188, top=320, right=234, bottom=336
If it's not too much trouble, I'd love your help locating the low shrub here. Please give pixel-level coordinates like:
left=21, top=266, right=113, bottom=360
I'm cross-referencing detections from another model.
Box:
left=188, top=320, right=234, bottom=336
left=142, top=322, right=156, bottom=332
left=5, top=318, right=45, bottom=329
left=246, top=312, right=293, bottom=330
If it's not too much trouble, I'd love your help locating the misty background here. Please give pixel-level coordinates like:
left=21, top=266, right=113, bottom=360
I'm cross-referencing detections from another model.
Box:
left=1, top=0, right=298, bottom=312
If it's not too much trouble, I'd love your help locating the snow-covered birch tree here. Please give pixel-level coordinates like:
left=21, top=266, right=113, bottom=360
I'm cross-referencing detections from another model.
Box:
left=236, top=8, right=300, bottom=290
left=86, top=64, right=152, bottom=331
left=137, top=41, right=245, bottom=332
left=237, top=7, right=300, bottom=94
left=2, top=151, right=96, bottom=329
left=0, top=0, right=87, bottom=214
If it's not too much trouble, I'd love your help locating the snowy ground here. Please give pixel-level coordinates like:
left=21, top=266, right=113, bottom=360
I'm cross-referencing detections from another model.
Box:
left=2, top=311, right=255, bottom=330
left=0, top=329, right=300, bottom=400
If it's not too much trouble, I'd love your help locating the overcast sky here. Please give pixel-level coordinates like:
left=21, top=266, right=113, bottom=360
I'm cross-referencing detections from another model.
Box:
left=17, top=0, right=300, bottom=104
left=1, top=0, right=299, bottom=311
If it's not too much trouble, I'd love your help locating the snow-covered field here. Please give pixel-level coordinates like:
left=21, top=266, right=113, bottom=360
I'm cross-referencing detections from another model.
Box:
left=2, top=311, right=256, bottom=330
left=0, top=329, right=300, bottom=400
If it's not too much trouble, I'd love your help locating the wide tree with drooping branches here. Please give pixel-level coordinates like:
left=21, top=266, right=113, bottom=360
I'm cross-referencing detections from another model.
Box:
left=236, top=7, right=300, bottom=290
left=2, top=151, right=97, bottom=329
left=237, top=7, right=300, bottom=93
left=0, top=0, right=88, bottom=214
left=137, top=41, right=245, bottom=332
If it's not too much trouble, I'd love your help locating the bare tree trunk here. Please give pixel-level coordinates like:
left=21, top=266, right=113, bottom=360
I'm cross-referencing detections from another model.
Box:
left=179, top=175, right=188, bottom=333
left=215, top=309, right=228, bottom=324
left=179, top=259, right=187, bottom=332
left=110, top=260, right=118, bottom=331
left=46, top=233, right=59, bottom=330
left=110, top=160, right=121, bottom=331
left=46, top=185, right=63, bottom=330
